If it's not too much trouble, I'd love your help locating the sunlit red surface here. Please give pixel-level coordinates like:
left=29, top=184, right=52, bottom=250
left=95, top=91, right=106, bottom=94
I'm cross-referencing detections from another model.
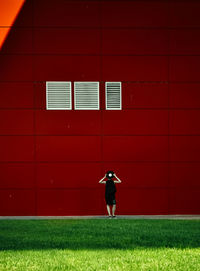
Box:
left=0, top=0, right=25, bottom=49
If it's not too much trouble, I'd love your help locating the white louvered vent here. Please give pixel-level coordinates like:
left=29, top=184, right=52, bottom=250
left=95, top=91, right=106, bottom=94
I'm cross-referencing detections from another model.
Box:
left=74, top=82, right=99, bottom=110
left=46, top=81, right=72, bottom=110
left=106, top=82, right=122, bottom=110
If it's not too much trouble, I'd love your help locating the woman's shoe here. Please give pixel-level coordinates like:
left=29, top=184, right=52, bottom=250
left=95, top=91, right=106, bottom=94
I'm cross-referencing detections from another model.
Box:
left=112, top=215, right=116, bottom=218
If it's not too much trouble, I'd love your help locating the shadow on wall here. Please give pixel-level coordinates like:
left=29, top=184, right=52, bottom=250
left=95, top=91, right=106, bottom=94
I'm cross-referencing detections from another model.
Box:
left=0, top=0, right=26, bottom=50
left=0, top=0, right=32, bottom=51
left=0, top=0, right=33, bottom=81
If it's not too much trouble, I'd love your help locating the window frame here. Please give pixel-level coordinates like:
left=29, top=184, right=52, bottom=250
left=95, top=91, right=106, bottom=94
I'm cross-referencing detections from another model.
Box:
left=46, top=81, right=72, bottom=110
left=105, top=81, right=122, bottom=110
left=74, top=81, right=100, bottom=110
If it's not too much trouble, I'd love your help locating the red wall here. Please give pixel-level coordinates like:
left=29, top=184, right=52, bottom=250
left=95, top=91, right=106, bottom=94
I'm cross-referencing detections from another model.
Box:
left=0, top=0, right=200, bottom=215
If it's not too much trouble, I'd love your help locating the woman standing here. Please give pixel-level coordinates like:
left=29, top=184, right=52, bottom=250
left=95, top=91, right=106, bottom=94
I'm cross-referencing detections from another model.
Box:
left=99, top=171, right=122, bottom=218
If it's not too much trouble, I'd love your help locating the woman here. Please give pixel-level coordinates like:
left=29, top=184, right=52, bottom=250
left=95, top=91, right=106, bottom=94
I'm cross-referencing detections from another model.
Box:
left=99, top=170, right=122, bottom=218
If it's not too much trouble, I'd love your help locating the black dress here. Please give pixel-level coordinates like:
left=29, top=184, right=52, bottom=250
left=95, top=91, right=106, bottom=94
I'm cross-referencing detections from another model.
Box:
left=105, top=179, right=116, bottom=205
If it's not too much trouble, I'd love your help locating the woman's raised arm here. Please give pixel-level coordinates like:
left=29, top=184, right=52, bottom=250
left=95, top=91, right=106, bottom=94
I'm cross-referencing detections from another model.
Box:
left=114, top=174, right=122, bottom=183
left=99, top=174, right=106, bottom=183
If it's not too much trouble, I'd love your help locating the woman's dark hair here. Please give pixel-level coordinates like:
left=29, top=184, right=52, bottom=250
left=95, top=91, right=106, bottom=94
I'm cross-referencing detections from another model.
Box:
left=106, top=170, right=114, bottom=179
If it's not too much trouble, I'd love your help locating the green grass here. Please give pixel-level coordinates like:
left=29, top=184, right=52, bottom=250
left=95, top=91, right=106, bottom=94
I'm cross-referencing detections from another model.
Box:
left=0, top=219, right=199, bottom=270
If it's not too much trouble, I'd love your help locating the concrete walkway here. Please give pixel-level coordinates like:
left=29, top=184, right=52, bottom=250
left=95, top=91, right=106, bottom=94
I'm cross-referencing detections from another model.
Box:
left=0, top=215, right=200, bottom=220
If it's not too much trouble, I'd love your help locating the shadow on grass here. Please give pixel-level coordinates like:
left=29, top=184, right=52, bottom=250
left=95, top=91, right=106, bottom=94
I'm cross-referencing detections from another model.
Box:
left=0, top=219, right=199, bottom=251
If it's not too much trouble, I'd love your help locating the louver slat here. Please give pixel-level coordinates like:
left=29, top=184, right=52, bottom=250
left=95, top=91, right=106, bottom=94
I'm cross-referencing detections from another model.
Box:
left=74, top=82, right=99, bottom=110
left=106, top=82, right=122, bottom=110
left=46, top=81, right=72, bottom=110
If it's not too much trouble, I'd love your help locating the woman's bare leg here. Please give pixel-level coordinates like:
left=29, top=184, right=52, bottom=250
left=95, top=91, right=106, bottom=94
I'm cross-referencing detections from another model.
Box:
left=106, top=205, right=111, bottom=216
left=112, top=204, right=116, bottom=216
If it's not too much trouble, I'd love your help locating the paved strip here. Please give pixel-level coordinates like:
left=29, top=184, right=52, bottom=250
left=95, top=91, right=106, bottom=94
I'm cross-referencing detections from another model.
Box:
left=0, top=215, right=199, bottom=220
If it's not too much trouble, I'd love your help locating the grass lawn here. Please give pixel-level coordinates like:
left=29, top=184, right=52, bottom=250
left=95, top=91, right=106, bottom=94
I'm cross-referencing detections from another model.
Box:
left=0, top=219, right=199, bottom=271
